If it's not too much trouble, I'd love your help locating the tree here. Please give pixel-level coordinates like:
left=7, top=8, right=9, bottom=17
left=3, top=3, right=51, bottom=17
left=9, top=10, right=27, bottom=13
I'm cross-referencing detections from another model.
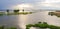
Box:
left=22, top=9, right=24, bottom=12
left=14, top=9, right=19, bottom=13
left=6, top=9, right=9, bottom=13
left=38, top=22, right=41, bottom=24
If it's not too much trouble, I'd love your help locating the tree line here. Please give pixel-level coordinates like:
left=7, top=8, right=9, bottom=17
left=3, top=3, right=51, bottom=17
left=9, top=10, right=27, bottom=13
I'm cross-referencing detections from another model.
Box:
left=6, top=9, right=24, bottom=13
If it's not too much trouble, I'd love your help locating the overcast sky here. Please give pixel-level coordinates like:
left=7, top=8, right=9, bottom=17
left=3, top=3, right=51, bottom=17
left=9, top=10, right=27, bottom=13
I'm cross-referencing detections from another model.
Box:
left=0, top=0, right=60, bottom=10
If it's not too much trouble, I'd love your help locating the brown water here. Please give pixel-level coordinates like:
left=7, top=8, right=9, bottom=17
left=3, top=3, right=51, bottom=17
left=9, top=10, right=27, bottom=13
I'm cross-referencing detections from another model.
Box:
left=0, top=11, right=60, bottom=29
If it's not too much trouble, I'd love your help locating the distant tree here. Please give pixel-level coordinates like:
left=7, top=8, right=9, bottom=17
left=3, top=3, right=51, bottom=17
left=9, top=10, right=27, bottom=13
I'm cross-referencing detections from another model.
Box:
left=14, top=9, right=19, bottom=13
left=43, top=22, right=47, bottom=24
left=22, top=9, right=24, bottom=12
left=6, top=9, right=9, bottom=13
left=38, top=22, right=41, bottom=24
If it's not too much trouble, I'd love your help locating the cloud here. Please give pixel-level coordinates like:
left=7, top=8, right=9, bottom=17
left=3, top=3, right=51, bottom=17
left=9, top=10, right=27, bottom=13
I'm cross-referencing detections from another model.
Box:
left=12, top=3, right=33, bottom=10
left=33, top=0, right=60, bottom=10
left=43, top=0, right=60, bottom=3
left=0, top=0, right=60, bottom=10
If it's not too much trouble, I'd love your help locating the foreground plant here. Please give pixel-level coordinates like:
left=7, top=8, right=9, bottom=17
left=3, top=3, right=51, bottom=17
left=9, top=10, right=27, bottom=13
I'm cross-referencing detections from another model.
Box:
left=26, top=22, right=60, bottom=29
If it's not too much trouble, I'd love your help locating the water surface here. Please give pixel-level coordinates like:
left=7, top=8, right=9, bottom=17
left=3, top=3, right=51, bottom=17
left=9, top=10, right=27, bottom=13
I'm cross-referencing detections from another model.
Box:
left=0, top=11, right=60, bottom=29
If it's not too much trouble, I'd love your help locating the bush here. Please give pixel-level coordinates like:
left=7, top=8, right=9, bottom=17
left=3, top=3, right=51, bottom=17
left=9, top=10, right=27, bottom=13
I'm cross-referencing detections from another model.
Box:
left=26, top=24, right=33, bottom=29
left=43, top=22, right=47, bottom=24
left=48, top=25, right=58, bottom=29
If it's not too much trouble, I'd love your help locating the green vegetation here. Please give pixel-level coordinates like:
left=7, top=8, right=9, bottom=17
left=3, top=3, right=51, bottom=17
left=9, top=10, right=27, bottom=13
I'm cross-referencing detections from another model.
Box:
left=0, top=25, right=17, bottom=29
left=48, top=12, right=55, bottom=16
left=8, top=27, right=17, bottom=29
left=13, top=9, right=32, bottom=15
left=0, top=12, right=4, bottom=16
left=48, top=12, right=60, bottom=17
left=6, top=12, right=33, bottom=15
left=0, top=12, right=33, bottom=16
left=0, top=9, right=33, bottom=16
left=0, top=14, right=4, bottom=16
left=26, top=22, right=60, bottom=29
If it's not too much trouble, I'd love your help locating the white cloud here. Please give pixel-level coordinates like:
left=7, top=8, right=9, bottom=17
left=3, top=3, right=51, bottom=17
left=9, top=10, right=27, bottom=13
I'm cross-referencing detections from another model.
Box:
left=12, top=3, right=34, bottom=10
left=32, top=0, right=60, bottom=10
left=43, top=0, right=60, bottom=3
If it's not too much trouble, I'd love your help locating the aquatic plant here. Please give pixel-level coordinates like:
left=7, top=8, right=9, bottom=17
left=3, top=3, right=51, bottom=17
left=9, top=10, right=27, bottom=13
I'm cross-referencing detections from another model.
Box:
left=26, top=22, right=60, bottom=29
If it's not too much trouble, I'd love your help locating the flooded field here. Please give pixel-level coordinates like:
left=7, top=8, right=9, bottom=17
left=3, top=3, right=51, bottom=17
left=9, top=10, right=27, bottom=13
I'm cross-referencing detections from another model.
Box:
left=0, top=11, right=60, bottom=29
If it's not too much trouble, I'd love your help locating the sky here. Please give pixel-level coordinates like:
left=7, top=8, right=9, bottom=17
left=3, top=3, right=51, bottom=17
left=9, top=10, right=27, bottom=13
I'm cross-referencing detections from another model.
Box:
left=0, top=0, right=60, bottom=10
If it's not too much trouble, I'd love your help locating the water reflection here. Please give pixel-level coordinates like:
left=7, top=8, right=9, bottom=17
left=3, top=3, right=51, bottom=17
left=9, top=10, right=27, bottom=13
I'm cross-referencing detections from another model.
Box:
left=17, top=11, right=60, bottom=29
left=18, top=15, right=28, bottom=29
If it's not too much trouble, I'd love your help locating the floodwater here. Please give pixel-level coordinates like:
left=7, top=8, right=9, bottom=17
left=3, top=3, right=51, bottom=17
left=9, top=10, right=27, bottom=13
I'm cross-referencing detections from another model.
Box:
left=0, top=11, right=60, bottom=29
